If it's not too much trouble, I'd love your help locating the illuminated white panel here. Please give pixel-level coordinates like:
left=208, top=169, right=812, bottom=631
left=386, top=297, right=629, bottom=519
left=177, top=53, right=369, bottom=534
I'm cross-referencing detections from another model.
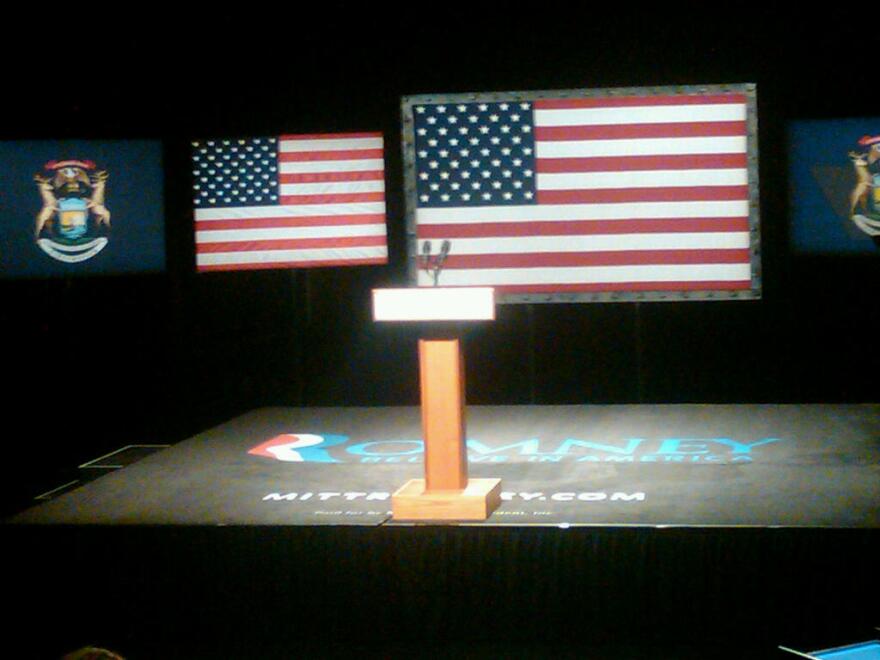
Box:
left=372, top=287, right=495, bottom=322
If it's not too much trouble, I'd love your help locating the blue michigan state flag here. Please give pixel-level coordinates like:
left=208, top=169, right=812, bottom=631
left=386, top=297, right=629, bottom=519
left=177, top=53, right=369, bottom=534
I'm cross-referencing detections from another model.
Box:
left=0, top=140, right=165, bottom=278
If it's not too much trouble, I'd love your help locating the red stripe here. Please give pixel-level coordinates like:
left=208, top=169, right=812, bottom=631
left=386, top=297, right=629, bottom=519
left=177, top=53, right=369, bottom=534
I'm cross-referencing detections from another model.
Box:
left=534, top=94, right=747, bottom=109
left=195, top=214, right=386, bottom=230
left=280, top=170, right=385, bottom=183
left=442, top=249, right=750, bottom=269
left=278, top=149, right=383, bottom=162
left=537, top=186, right=749, bottom=204
left=197, top=256, right=388, bottom=272
left=534, top=121, right=746, bottom=141
left=493, top=280, right=753, bottom=293
left=536, top=154, right=748, bottom=172
left=417, top=217, right=750, bottom=239
left=278, top=192, right=385, bottom=205
left=196, top=235, right=387, bottom=253
left=279, top=132, right=382, bottom=140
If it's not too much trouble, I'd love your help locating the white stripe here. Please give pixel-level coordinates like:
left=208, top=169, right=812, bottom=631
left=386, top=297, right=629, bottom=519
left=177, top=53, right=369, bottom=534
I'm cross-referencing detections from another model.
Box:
left=536, top=136, right=747, bottom=158
left=534, top=103, right=747, bottom=127
left=195, top=201, right=386, bottom=220
left=536, top=168, right=748, bottom=191
left=417, top=232, right=750, bottom=255
left=197, top=245, right=388, bottom=266
left=417, top=263, right=752, bottom=286
left=415, top=200, right=749, bottom=224
left=279, top=136, right=383, bottom=152
left=279, top=180, right=385, bottom=195
left=197, top=224, right=387, bottom=243
left=279, top=159, right=385, bottom=174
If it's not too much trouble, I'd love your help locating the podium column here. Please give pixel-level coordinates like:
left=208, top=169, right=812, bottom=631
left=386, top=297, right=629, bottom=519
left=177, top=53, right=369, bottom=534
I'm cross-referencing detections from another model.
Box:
left=419, top=338, right=467, bottom=491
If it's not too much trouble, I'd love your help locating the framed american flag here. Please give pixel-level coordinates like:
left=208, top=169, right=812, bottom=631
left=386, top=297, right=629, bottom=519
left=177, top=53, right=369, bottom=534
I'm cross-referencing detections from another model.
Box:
left=401, top=83, right=760, bottom=303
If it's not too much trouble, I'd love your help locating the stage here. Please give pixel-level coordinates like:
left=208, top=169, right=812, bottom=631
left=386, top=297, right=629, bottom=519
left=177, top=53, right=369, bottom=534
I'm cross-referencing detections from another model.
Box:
left=11, top=403, right=880, bottom=528
left=6, top=404, right=880, bottom=658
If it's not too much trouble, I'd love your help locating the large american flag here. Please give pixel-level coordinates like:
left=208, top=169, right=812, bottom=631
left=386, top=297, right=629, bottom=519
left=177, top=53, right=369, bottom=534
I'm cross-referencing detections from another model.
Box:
left=192, top=133, right=387, bottom=271
left=408, top=88, right=758, bottom=300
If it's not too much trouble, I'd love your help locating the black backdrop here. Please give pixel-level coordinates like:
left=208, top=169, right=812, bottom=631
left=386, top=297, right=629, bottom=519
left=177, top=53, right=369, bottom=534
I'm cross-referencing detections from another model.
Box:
left=3, top=8, right=879, bottom=516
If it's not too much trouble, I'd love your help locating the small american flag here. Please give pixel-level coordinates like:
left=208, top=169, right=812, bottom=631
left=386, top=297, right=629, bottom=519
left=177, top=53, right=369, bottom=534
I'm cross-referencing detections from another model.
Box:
left=192, top=133, right=387, bottom=272
left=408, top=87, right=758, bottom=300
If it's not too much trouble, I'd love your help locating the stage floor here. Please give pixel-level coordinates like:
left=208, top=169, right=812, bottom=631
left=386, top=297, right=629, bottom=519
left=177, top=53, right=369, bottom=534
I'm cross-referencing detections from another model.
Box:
left=10, top=404, right=880, bottom=527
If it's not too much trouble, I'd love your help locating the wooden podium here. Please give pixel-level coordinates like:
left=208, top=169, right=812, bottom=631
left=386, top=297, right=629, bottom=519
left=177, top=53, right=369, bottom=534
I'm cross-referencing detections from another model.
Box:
left=372, top=287, right=502, bottom=521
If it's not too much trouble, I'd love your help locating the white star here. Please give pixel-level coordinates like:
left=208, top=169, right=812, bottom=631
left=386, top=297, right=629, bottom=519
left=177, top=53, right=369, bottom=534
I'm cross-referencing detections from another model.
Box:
left=489, top=114, right=499, bottom=122
left=478, top=104, right=488, bottom=111
left=479, top=126, right=490, bottom=134
left=417, top=128, right=427, bottom=136
left=428, top=139, right=438, bottom=147
left=451, top=182, right=460, bottom=190
left=449, top=138, right=459, bottom=146
left=468, top=115, right=479, bottom=123
left=513, top=180, right=523, bottom=189
left=522, top=147, right=533, bottom=155
left=430, top=183, right=439, bottom=191
left=500, top=125, right=511, bottom=133
left=459, top=149, right=470, bottom=157
left=438, top=128, right=448, bottom=136
left=482, top=192, right=492, bottom=200
left=437, top=105, right=447, bottom=113
left=439, top=149, right=449, bottom=158
left=520, top=102, right=530, bottom=110
left=419, top=172, right=429, bottom=180
left=462, top=193, right=471, bottom=201
left=427, top=116, right=437, bottom=125
left=470, top=160, right=481, bottom=168
left=521, top=125, right=531, bottom=133
left=441, top=193, right=450, bottom=201
left=513, top=159, right=522, bottom=166
left=500, top=103, right=509, bottom=111
left=416, top=106, right=426, bottom=113
left=511, top=136, right=522, bottom=144
left=450, top=160, right=460, bottom=169
left=429, top=161, right=438, bottom=169
left=524, top=191, right=534, bottom=199
left=492, top=181, right=502, bottom=189
left=457, top=104, right=467, bottom=112
left=418, top=150, right=428, bottom=158
left=523, top=169, right=533, bottom=177
left=440, top=171, right=450, bottom=179
left=490, top=136, right=501, bottom=145
left=469, top=138, right=480, bottom=145
left=481, top=148, right=490, bottom=156
left=420, top=194, right=430, bottom=202
left=461, top=171, right=471, bottom=179
left=471, top=181, right=481, bottom=190
left=458, top=127, right=469, bottom=135
left=448, top=115, right=458, bottom=124
left=502, top=170, right=512, bottom=178
left=511, top=114, right=520, bottom=122
left=491, top=159, right=501, bottom=167
left=481, top=170, right=491, bottom=179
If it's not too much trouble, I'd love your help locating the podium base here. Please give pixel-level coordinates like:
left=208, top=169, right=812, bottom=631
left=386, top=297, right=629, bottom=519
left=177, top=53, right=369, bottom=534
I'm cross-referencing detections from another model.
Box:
left=391, top=478, right=502, bottom=521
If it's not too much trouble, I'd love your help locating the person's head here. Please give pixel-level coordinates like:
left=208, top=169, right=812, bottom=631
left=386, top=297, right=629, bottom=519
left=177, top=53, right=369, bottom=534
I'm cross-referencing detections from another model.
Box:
left=61, top=647, right=124, bottom=660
